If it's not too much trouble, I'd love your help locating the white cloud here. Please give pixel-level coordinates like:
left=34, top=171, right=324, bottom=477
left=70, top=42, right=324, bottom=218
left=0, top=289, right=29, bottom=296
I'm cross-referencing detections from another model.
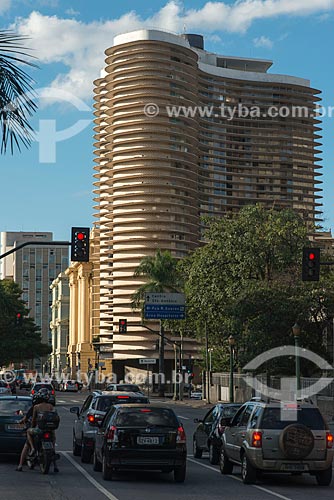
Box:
left=10, top=1, right=334, bottom=101
left=253, top=35, right=273, bottom=49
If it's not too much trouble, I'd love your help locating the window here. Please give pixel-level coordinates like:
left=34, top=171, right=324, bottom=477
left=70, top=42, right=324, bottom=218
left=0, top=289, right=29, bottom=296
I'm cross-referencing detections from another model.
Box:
left=248, top=406, right=262, bottom=429
left=240, top=404, right=254, bottom=426
left=80, top=395, right=93, bottom=414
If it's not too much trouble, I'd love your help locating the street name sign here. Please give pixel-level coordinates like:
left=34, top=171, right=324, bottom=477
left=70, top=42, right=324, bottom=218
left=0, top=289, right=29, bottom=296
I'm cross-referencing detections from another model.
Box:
left=144, top=292, right=186, bottom=320
left=139, top=358, right=157, bottom=365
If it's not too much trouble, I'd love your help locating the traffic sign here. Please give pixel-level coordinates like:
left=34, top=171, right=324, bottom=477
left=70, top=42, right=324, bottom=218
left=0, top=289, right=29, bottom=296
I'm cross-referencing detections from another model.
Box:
left=139, top=358, right=157, bottom=365
left=145, top=293, right=185, bottom=305
left=144, top=303, right=185, bottom=320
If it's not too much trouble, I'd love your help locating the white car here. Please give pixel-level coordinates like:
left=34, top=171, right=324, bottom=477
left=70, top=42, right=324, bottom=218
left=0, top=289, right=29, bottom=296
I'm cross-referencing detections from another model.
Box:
left=0, top=380, right=11, bottom=396
left=190, top=391, right=203, bottom=400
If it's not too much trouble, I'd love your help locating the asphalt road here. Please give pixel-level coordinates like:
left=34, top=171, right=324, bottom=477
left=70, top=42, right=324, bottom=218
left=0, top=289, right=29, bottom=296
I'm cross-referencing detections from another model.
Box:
left=1, top=391, right=333, bottom=500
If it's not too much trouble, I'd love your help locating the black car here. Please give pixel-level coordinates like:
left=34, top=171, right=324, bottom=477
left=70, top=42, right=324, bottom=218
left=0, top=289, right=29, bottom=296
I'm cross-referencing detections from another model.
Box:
left=0, top=396, right=32, bottom=454
left=193, top=403, right=241, bottom=464
left=71, top=390, right=150, bottom=463
left=93, top=404, right=187, bottom=482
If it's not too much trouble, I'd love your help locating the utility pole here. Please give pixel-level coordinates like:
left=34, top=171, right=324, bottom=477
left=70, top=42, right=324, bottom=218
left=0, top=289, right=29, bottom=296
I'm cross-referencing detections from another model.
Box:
left=158, top=321, right=165, bottom=397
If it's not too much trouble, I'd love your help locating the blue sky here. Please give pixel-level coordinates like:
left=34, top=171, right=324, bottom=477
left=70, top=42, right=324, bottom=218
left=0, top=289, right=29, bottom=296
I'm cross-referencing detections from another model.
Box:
left=0, top=0, right=333, bottom=241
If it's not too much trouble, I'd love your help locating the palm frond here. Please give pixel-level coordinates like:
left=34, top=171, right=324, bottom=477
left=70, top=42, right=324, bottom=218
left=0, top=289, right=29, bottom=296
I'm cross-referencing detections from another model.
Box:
left=0, top=30, right=38, bottom=154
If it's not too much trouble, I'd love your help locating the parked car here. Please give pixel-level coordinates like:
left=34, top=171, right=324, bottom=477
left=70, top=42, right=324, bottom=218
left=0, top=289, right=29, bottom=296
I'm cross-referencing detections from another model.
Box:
left=0, top=396, right=31, bottom=454
left=105, top=383, right=144, bottom=394
left=0, top=380, right=12, bottom=396
left=221, top=399, right=334, bottom=486
left=71, top=390, right=150, bottom=463
left=193, top=403, right=241, bottom=464
left=93, top=404, right=187, bottom=482
left=30, top=383, right=56, bottom=406
left=190, top=391, right=203, bottom=400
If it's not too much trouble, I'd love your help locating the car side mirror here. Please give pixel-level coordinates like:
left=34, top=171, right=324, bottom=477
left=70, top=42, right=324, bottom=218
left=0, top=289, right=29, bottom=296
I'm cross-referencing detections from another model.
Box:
left=194, top=418, right=202, bottom=423
left=70, top=406, right=80, bottom=417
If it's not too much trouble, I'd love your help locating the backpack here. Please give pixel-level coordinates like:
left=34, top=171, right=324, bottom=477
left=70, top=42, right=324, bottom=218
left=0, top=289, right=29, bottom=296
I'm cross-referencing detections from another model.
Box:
left=36, top=410, right=60, bottom=430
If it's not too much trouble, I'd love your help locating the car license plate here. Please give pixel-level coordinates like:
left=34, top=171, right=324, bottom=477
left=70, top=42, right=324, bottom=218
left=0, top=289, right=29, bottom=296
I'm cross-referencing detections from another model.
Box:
left=6, top=424, right=25, bottom=430
left=42, top=442, right=54, bottom=449
left=281, top=463, right=307, bottom=471
left=137, top=436, right=160, bottom=445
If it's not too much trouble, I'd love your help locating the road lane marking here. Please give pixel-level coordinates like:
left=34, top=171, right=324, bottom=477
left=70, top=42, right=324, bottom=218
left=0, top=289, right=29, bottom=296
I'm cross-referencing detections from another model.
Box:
left=178, top=415, right=189, bottom=420
left=71, top=399, right=80, bottom=402
left=187, top=458, right=293, bottom=500
left=60, top=451, right=119, bottom=500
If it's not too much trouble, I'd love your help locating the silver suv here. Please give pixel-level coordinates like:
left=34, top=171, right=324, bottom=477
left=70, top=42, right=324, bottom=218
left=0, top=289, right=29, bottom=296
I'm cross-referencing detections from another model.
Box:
left=221, top=399, right=334, bottom=486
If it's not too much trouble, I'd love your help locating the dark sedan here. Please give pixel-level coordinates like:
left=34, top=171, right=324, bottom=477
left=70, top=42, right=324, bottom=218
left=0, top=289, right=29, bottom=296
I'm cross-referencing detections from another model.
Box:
left=0, top=396, right=31, bottom=454
left=93, top=405, right=187, bottom=482
left=193, top=403, right=241, bottom=464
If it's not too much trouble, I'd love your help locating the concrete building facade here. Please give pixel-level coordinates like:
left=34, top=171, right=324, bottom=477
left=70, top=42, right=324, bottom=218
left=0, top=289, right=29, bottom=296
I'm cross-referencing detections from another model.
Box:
left=0, top=231, right=69, bottom=368
left=50, top=272, right=70, bottom=373
left=93, top=30, right=322, bottom=372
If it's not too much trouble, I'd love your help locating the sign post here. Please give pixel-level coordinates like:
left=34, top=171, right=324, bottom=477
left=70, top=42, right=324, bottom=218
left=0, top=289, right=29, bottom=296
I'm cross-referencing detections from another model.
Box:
left=139, top=359, right=157, bottom=399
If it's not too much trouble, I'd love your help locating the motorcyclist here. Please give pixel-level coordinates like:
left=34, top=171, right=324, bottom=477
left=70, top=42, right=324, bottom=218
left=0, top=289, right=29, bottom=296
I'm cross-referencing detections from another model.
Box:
left=27, top=388, right=59, bottom=473
left=16, top=393, right=42, bottom=471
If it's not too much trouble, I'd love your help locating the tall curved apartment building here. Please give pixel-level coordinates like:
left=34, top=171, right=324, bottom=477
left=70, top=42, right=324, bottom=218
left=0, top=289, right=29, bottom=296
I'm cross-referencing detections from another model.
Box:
left=93, top=29, right=322, bottom=374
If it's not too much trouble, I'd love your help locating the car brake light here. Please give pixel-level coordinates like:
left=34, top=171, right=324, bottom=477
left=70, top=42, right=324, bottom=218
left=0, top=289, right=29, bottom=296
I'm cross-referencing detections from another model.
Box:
left=43, top=432, right=51, bottom=439
left=87, top=414, right=95, bottom=424
left=251, top=431, right=262, bottom=448
left=176, top=425, right=186, bottom=444
left=31, top=390, right=35, bottom=395
left=140, top=409, right=151, bottom=413
left=326, top=432, right=333, bottom=449
left=117, top=395, right=129, bottom=399
left=51, top=390, right=55, bottom=395
left=106, top=425, right=118, bottom=443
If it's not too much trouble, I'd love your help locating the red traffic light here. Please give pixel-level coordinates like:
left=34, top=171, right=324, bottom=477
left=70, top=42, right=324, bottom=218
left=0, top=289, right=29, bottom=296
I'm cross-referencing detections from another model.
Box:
left=16, top=313, right=21, bottom=318
left=77, top=232, right=85, bottom=240
left=308, top=252, right=315, bottom=260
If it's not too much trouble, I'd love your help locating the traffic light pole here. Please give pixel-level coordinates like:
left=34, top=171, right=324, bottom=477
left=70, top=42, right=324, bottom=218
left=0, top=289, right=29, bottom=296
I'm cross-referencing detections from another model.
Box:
left=0, top=241, right=70, bottom=260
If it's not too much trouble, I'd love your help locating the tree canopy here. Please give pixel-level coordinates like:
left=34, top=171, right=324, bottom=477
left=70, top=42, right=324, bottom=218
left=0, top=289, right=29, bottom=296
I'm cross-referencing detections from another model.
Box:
left=178, top=205, right=334, bottom=375
left=0, top=279, right=50, bottom=366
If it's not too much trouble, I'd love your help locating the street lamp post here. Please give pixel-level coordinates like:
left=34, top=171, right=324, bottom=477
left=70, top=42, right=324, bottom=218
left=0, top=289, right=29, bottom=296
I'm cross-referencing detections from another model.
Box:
left=292, top=322, right=301, bottom=392
left=228, top=335, right=235, bottom=403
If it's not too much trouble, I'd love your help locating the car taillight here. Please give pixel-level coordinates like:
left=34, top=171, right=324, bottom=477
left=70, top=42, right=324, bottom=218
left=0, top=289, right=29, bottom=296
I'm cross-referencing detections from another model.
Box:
left=31, top=390, right=35, bottom=395
left=117, top=395, right=129, bottom=399
left=51, top=390, right=55, bottom=395
left=251, top=431, right=262, bottom=448
left=326, top=432, right=333, bottom=449
left=43, top=432, right=51, bottom=439
left=176, top=425, right=186, bottom=444
left=87, top=414, right=95, bottom=424
left=106, top=425, right=118, bottom=443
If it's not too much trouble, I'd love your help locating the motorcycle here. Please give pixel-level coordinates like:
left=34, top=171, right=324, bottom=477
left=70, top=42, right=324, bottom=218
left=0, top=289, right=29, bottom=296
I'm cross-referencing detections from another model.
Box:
left=27, top=430, right=60, bottom=474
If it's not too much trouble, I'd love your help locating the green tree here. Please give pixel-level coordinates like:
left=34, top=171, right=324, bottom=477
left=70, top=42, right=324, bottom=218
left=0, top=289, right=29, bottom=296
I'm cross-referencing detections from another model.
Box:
left=180, top=205, right=334, bottom=374
left=131, top=249, right=182, bottom=313
left=0, top=30, right=37, bottom=153
left=0, top=279, right=50, bottom=366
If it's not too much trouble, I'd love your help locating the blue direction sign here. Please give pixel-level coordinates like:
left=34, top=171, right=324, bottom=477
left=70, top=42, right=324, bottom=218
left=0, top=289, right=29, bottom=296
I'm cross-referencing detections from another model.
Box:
left=144, top=304, right=186, bottom=320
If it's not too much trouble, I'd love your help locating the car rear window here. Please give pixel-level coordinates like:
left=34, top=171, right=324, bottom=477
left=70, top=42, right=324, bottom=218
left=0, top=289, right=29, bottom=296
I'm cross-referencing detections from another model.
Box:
left=116, top=385, right=140, bottom=392
left=222, top=405, right=241, bottom=418
left=97, top=395, right=148, bottom=411
left=33, top=384, right=53, bottom=391
left=115, top=408, right=178, bottom=427
left=261, top=407, right=326, bottom=430
left=0, top=399, right=31, bottom=415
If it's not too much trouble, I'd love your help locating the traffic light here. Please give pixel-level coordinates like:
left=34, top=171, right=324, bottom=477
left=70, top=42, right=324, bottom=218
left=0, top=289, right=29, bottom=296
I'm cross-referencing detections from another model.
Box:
left=119, top=319, right=127, bottom=333
left=71, top=227, right=90, bottom=262
left=302, top=247, right=320, bottom=281
left=15, top=313, right=23, bottom=326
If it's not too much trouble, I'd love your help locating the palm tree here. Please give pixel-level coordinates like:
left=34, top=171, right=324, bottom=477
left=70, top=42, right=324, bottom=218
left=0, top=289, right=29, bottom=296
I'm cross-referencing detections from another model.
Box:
left=0, top=30, right=37, bottom=153
left=131, top=249, right=181, bottom=311
left=131, top=249, right=182, bottom=397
